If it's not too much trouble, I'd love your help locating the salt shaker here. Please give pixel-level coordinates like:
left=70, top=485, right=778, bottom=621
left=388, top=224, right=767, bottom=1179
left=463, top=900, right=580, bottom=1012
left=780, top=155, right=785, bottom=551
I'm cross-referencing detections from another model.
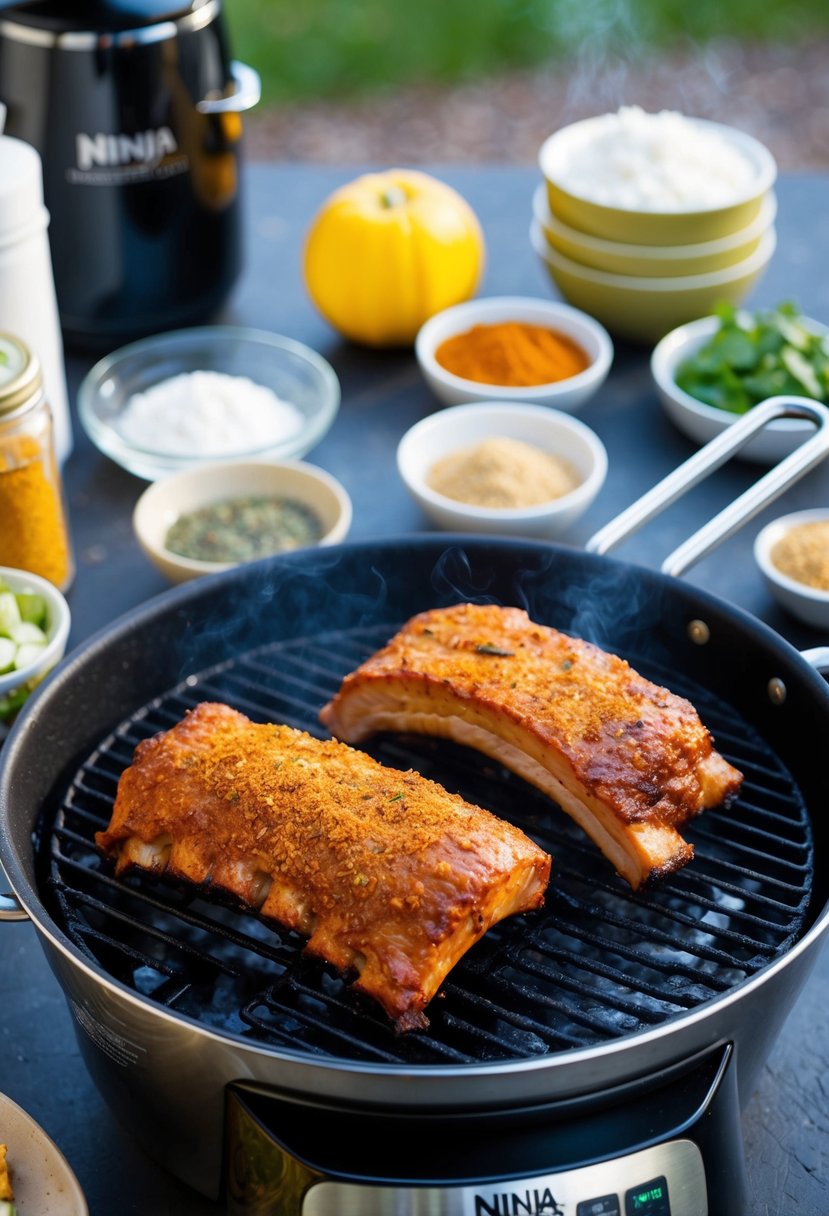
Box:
left=0, top=120, right=72, bottom=465
left=0, top=332, right=74, bottom=591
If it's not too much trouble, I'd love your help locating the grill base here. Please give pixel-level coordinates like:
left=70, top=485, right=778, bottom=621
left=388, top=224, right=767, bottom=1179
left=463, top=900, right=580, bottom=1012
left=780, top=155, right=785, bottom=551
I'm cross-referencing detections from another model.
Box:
left=224, top=1043, right=744, bottom=1215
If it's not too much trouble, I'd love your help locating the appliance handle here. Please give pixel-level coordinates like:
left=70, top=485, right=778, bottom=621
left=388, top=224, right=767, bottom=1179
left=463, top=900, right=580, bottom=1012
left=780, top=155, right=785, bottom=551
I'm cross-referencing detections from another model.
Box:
left=802, top=647, right=829, bottom=674
left=0, top=873, right=27, bottom=922
left=585, top=396, right=829, bottom=577
left=196, top=60, right=261, bottom=115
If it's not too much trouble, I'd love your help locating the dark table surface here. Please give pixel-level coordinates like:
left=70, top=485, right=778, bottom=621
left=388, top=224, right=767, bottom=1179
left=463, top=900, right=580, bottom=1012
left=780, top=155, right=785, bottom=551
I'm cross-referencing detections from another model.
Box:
left=2, top=164, right=829, bottom=1215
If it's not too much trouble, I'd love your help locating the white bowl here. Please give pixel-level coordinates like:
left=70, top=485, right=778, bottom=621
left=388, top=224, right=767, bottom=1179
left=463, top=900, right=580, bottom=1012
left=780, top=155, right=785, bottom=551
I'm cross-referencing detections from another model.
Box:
left=0, top=567, right=71, bottom=720
left=133, top=459, right=353, bottom=584
left=754, top=509, right=829, bottom=629
left=538, top=113, right=777, bottom=245
left=651, top=314, right=828, bottom=465
left=414, top=295, right=613, bottom=412
left=532, top=184, right=777, bottom=278
left=396, top=401, right=608, bottom=538
left=78, top=326, right=341, bottom=482
left=532, top=220, right=776, bottom=345
left=0, top=1091, right=88, bottom=1215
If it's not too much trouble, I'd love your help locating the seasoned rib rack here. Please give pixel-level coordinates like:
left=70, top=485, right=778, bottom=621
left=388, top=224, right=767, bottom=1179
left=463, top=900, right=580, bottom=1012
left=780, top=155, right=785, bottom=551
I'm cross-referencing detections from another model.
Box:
left=94, top=702, right=550, bottom=1031
left=321, top=604, right=743, bottom=888
left=40, top=620, right=812, bottom=1067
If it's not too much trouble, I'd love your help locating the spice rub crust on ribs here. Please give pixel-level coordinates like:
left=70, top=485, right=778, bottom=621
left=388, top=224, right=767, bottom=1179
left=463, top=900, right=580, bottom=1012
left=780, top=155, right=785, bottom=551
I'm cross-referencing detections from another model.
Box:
left=320, top=603, right=744, bottom=890
left=95, top=701, right=550, bottom=1032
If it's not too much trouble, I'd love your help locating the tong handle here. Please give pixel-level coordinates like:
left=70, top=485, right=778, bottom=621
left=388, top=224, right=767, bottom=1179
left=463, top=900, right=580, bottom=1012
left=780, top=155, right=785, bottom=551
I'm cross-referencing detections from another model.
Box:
left=586, top=396, right=829, bottom=577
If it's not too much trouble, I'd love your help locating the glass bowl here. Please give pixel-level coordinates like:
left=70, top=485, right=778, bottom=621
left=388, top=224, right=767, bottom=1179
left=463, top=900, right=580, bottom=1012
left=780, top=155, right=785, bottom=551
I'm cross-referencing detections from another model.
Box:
left=78, top=326, right=341, bottom=482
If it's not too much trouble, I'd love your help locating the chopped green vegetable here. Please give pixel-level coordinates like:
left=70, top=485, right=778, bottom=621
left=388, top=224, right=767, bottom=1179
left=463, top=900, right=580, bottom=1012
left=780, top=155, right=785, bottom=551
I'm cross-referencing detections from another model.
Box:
left=14, top=641, right=46, bottom=670
left=15, top=591, right=47, bottom=628
left=0, top=592, right=22, bottom=637
left=674, top=301, right=829, bottom=415
left=11, top=621, right=47, bottom=647
left=0, top=639, right=16, bottom=674
left=0, top=582, right=53, bottom=721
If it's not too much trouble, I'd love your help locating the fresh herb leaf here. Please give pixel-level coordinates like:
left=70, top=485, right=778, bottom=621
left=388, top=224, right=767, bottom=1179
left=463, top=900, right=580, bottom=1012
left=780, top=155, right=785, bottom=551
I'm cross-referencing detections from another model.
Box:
left=475, top=643, right=514, bottom=656
left=674, top=302, right=829, bottom=415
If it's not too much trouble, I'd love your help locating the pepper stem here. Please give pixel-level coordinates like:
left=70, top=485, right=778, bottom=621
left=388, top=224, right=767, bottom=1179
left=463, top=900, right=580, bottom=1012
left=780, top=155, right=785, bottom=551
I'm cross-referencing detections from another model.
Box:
left=379, top=186, right=408, bottom=209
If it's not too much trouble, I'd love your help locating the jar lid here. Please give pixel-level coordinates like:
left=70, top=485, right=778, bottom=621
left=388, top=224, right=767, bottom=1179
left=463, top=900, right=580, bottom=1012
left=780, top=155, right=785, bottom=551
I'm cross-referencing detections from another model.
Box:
left=0, top=136, right=49, bottom=246
left=0, top=1, right=206, bottom=35
left=0, top=334, right=43, bottom=415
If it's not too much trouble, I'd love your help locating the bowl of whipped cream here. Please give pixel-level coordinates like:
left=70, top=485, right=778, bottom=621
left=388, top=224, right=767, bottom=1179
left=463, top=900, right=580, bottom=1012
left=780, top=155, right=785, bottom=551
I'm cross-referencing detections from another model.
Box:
left=78, top=326, right=341, bottom=482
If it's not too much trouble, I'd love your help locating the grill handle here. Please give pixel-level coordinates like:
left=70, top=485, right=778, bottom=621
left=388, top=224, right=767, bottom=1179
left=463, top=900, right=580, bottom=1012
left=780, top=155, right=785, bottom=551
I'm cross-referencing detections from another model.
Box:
left=586, top=396, right=829, bottom=577
left=0, top=882, right=26, bottom=922
left=803, top=647, right=829, bottom=674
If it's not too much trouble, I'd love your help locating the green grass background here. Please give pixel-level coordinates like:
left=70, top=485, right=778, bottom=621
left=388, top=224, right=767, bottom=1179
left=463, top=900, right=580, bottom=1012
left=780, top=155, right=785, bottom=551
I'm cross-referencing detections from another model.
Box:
left=225, top=0, right=829, bottom=104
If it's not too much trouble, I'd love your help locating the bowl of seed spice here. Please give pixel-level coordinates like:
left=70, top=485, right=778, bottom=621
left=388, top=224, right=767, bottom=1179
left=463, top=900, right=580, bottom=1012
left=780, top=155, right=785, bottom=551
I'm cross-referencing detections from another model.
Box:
left=754, top=509, right=829, bottom=629
left=133, top=459, right=353, bottom=584
left=397, top=400, right=608, bottom=538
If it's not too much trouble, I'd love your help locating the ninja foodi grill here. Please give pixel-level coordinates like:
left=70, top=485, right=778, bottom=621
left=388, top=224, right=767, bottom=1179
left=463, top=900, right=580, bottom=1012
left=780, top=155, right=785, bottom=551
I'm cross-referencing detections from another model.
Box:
left=1, top=525, right=829, bottom=1216
left=0, top=0, right=260, bottom=348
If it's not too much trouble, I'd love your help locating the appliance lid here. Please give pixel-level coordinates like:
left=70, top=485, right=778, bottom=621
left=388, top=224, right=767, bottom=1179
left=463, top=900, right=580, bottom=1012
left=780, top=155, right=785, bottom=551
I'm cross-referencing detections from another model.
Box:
left=0, top=0, right=213, bottom=35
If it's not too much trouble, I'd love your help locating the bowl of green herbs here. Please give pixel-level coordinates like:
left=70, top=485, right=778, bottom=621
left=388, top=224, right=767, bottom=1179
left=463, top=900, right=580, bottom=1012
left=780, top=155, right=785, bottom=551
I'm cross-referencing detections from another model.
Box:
left=651, top=302, right=829, bottom=464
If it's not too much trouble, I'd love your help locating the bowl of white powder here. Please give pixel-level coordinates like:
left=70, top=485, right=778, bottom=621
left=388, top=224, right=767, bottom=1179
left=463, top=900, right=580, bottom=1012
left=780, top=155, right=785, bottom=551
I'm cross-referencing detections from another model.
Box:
left=78, top=326, right=341, bottom=482
left=538, top=108, right=776, bottom=247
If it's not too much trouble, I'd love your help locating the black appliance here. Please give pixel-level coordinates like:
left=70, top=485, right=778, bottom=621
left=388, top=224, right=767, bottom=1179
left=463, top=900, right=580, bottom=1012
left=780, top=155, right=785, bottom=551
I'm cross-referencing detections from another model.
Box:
left=0, top=0, right=260, bottom=349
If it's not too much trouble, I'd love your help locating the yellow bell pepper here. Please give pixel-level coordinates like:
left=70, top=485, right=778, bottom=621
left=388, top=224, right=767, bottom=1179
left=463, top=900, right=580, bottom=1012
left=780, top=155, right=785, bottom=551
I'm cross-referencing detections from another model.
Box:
left=303, top=169, right=485, bottom=347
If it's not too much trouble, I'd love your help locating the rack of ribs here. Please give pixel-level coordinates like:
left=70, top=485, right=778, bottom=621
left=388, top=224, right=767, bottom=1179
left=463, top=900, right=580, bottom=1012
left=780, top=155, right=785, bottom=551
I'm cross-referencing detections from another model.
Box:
left=95, top=701, right=551, bottom=1032
left=320, top=603, right=743, bottom=889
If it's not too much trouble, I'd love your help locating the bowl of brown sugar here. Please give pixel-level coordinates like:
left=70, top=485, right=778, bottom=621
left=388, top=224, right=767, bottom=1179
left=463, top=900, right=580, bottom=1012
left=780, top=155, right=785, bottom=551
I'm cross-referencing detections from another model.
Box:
left=754, top=509, right=829, bottom=629
left=397, top=400, right=608, bottom=538
left=414, top=295, right=613, bottom=412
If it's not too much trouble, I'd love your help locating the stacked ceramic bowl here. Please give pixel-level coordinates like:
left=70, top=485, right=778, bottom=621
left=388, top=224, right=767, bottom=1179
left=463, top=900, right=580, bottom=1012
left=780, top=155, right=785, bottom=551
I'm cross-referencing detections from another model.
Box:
left=532, top=108, right=778, bottom=344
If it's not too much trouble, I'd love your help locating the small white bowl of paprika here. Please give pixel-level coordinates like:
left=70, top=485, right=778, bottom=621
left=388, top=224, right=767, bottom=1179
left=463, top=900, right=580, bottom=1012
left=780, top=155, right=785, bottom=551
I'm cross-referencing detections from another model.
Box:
left=414, top=295, right=614, bottom=412
left=754, top=509, right=829, bottom=630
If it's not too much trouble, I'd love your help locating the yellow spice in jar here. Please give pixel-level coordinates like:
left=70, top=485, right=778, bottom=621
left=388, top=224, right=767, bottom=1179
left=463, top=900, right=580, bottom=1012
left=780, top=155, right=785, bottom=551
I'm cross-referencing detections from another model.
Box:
left=427, top=436, right=580, bottom=509
left=771, top=520, right=829, bottom=590
left=0, top=435, right=72, bottom=589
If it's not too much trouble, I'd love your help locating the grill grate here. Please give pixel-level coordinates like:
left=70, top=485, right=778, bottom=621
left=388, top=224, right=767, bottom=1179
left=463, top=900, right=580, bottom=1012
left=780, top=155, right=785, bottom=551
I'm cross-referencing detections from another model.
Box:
left=38, top=621, right=814, bottom=1065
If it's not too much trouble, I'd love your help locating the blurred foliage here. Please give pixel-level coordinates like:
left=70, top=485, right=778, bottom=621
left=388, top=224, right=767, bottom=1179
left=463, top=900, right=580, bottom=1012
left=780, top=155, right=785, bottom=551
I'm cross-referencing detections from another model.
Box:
left=225, top=0, right=829, bottom=104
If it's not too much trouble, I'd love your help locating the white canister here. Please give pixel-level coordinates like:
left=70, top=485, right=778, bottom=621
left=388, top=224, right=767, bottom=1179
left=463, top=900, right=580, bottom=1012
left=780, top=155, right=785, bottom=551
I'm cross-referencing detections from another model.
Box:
left=0, top=130, right=72, bottom=464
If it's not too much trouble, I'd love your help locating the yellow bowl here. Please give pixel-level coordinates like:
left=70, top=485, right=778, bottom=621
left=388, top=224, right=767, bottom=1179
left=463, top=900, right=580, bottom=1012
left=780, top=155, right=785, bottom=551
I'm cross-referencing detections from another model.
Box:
left=530, top=221, right=776, bottom=345
left=538, top=115, right=777, bottom=246
left=533, top=185, right=776, bottom=278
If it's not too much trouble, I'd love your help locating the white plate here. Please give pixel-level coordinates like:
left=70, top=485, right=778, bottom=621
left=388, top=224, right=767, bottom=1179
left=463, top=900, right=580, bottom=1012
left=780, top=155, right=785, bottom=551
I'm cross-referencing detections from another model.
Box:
left=0, top=1092, right=87, bottom=1216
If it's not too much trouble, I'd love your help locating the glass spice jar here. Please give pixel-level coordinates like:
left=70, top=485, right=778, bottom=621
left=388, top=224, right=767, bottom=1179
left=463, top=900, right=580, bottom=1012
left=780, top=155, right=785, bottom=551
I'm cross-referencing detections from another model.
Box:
left=0, top=332, right=74, bottom=590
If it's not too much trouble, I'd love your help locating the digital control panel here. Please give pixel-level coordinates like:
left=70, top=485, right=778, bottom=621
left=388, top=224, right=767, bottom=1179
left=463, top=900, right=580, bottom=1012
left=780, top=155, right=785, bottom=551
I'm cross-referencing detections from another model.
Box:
left=304, top=1140, right=707, bottom=1216
left=626, top=1176, right=671, bottom=1215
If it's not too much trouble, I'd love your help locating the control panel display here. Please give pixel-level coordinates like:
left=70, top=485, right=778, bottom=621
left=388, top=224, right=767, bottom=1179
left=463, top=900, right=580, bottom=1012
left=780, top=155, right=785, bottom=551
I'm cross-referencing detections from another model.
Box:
left=626, top=1176, right=671, bottom=1215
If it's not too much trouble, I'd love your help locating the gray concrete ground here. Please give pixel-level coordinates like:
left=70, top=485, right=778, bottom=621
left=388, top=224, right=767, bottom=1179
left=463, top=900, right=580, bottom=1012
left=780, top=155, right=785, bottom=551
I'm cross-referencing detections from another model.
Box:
left=245, top=38, right=829, bottom=170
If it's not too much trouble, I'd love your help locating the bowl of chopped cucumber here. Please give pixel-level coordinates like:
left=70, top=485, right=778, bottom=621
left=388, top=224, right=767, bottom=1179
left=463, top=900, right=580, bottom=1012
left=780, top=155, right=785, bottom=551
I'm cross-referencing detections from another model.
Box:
left=651, top=302, right=829, bottom=464
left=0, top=568, right=71, bottom=724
